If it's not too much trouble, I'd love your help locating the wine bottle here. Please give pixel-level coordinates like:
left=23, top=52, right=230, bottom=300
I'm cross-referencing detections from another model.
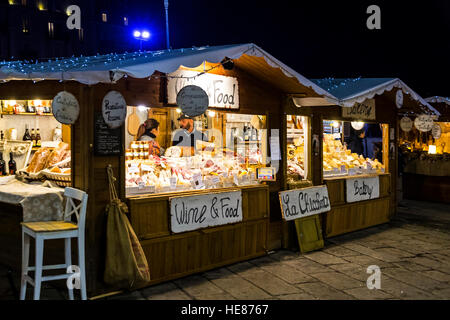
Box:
left=23, top=124, right=32, bottom=141
left=0, top=152, right=6, bottom=176
left=8, top=152, right=16, bottom=175
left=31, top=128, right=36, bottom=147
left=36, top=128, right=41, bottom=147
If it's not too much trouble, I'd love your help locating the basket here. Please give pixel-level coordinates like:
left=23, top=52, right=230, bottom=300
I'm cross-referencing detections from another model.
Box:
left=41, top=169, right=71, bottom=187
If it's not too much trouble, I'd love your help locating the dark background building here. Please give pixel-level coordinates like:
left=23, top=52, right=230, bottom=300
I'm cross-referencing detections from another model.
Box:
left=0, top=0, right=166, bottom=60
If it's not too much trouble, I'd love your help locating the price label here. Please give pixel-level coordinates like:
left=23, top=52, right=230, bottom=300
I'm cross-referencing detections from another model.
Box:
left=211, top=176, right=221, bottom=186
left=138, top=181, right=145, bottom=190
left=127, top=166, right=139, bottom=174
left=366, top=162, right=372, bottom=170
left=340, top=165, right=346, bottom=173
left=170, top=177, right=177, bottom=190
left=141, top=164, right=152, bottom=171
left=192, top=173, right=204, bottom=189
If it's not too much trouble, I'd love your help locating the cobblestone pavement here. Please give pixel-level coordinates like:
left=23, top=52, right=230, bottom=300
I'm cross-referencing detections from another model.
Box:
left=1, top=199, right=449, bottom=300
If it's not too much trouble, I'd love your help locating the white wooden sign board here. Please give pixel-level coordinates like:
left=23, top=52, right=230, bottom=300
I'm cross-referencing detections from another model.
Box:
left=168, top=69, right=239, bottom=109
left=346, top=176, right=380, bottom=203
left=342, top=99, right=376, bottom=120
left=102, top=91, right=127, bottom=129
left=52, top=91, right=80, bottom=124
left=170, top=190, right=242, bottom=233
left=279, top=185, right=331, bottom=221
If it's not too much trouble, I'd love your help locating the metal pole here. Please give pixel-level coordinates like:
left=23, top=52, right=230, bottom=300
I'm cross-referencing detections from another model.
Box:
left=164, top=0, right=170, bottom=49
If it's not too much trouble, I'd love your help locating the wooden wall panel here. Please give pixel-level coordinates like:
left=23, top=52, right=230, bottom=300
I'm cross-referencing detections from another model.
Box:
left=325, top=197, right=391, bottom=238
left=139, top=219, right=267, bottom=286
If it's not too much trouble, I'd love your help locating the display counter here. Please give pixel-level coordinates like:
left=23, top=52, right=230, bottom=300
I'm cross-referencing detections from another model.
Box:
left=126, top=184, right=269, bottom=285
left=323, top=173, right=391, bottom=237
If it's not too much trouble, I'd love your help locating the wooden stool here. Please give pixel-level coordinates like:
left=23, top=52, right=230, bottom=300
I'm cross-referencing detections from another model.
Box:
left=20, top=187, right=88, bottom=300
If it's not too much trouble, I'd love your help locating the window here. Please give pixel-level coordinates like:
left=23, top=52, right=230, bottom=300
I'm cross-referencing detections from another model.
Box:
left=286, top=115, right=310, bottom=181
left=322, top=120, right=387, bottom=177
left=78, top=28, right=84, bottom=41
left=22, top=17, right=30, bottom=33
left=125, top=109, right=269, bottom=196
left=102, top=13, right=107, bottom=22
left=124, top=17, right=128, bottom=26
left=37, top=1, right=47, bottom=10
left=48, top=22, right=54, bottom=38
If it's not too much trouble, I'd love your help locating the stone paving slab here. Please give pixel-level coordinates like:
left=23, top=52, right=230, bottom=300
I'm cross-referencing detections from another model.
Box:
left=296, top=282, right=355, bottom=300
left=308, top=271, right=364, bottom=290
left=140, top=282, right=191, bottom=300
left=209, top=274, right=271, bottom=300
left=303, top=251, right=348, bottom=265
left=344, top=287, right=394, bottom=300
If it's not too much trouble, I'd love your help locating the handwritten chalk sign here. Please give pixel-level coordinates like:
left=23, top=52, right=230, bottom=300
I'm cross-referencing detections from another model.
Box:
left=102, top=91, right=127, bottom=129
left=94, top=113, right=122, bottom=156
left=279, top=185, right=331, bottom=221
left=168, top=70, right=239, bottom=109
left=52, top=91, right=80, bottom=124
left=432, top=123, right=442, bottom=139
left=400, top=116, right=413, bottom=132
left=170, top=190, right=242, bottom=233
left=414, top=114, right=434, bottom=132
left=346, top=176, right=380, bottom=203
left=342, top=99, right=376, bottom=120
left=176, top=85, right=209, bottom=117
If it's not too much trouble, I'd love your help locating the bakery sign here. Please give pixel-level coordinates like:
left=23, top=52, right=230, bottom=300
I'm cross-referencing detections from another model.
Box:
left=342, top=99, right=376, bottom=120
left=170, top=190, right=242, bottom=233
left=346, top=176, right=380, bottom=203
left=279, top=185, right=331, bottom=221
left=167, top=69, right=239, bottom=109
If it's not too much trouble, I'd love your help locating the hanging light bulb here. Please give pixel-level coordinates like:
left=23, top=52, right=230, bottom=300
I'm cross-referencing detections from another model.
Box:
left=332, top=121, right=340, bottom=128
left=207, top=110, right=215, bottom=117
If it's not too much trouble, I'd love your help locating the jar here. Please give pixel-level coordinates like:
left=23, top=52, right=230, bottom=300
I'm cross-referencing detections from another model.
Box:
left=125, top=149, right=133, bottom=161
left=131, top=140, right=139, bottom=150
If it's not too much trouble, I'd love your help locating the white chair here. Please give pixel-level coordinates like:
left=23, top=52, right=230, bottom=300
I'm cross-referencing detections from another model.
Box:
left=20, top=187, right=88, bottom=300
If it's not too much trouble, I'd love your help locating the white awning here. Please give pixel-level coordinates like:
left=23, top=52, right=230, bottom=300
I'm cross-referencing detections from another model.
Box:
left=0, top=43, right=338, bottom=104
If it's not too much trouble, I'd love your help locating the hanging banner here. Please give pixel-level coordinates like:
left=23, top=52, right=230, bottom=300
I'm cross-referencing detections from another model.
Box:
left=400, top=116, right=413, bottom=132
left=170, top=190, right=242, bottom=233
left=102, top=91, right=127, bottom=129
left=176, top=85, right=209, bottom=117
left=51, top=91, right=80, bottom=125
left=167, top=69, right=239, bottom=109
left=346, top=176, right=380, bottom=203
left=414, top=114, right=434, bottom=132
left=342, top=99, right=376, bottom=120
left=279, top=185, right=331, bottom=221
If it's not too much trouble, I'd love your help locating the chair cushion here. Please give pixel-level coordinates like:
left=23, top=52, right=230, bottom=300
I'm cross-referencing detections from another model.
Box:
left=21, top=221, right=78, bottom=232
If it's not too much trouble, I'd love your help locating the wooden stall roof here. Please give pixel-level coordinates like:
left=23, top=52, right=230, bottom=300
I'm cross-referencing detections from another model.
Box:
left=426, top=96, right=450, bottom=121
left=294, top=77, right=440, bottom=116
left=0, top=43, right=337, bottom=103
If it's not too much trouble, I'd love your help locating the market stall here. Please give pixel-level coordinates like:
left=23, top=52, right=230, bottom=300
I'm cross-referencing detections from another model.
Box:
left=399, top=96, right=450, bottom=203
left=283, top=78, right=438, bottom=239
left=0, top=43, right=336, bottom=297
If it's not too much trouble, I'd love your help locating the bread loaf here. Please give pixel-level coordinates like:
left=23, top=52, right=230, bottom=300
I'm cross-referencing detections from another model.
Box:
left=27, top=147, right=52, bottom=173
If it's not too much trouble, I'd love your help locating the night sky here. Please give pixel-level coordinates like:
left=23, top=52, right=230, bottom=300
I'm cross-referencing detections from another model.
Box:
left=135, top=1, right=449, bottom=97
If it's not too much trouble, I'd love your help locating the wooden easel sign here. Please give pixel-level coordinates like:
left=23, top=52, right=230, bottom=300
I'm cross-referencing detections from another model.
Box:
left=279, top=185, right=331, bottom=253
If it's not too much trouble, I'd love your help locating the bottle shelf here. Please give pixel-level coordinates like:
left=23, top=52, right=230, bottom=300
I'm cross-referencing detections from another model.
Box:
left=1, top=112, right=53, bottom=116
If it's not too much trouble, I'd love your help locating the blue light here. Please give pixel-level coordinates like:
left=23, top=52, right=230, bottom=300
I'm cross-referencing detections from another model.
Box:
left=133, top=30, right=141, bottom=38
left=142, top=31, right=150, bottom=39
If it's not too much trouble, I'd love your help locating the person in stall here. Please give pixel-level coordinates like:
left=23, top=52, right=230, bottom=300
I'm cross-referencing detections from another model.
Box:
left=136, top=118, right=164, bottom=156
left=171, top=113, right=207, bottom=154
left=347, top=127, right=367, bottom=157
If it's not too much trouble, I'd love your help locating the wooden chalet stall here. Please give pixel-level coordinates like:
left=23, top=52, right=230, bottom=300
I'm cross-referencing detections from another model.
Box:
left=399, top=96, right=449, bottom=203
left=0, top=44, right=334, bottom=298
left=280, top=78, right=435, bottom=242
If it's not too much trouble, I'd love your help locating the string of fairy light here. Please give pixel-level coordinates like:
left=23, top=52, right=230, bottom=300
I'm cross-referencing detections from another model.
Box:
left=0, top=45, right=234, bottom=83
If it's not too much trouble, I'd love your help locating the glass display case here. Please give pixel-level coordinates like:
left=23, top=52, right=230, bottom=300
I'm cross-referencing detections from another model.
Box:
left=322, top=120, right=386, bottom=177
left=125, top=110, right=268, bottom=196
